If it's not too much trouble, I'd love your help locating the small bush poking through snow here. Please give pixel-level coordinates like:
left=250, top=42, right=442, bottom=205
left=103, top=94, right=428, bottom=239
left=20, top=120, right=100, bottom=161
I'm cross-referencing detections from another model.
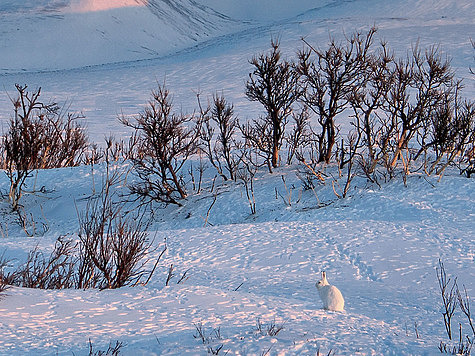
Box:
left=77, top=145, right=158, bottom=290
left=255, top=318, right=287, bottom=337
left=8, top=237, right=76, bottom=289
left=0, top=254, right=11, bottom=296
left=198, top=93, right=241, bottom=182
left=193, top=322, right=225, bottom=355
left=87, top=339, right=125, bottom=356
left=437, top=260, right=475, bottom=355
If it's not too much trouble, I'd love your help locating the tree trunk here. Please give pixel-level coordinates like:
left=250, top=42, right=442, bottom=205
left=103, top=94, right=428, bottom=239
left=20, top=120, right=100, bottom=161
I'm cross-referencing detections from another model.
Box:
left=271, top=145, right=279, bottom=168
left=324, top=118, right=335, bottom=163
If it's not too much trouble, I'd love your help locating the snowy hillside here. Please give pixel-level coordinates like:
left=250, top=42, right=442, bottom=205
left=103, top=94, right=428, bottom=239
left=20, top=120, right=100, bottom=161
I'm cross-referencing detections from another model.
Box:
left=0, top=160, right=473, bottom=355
left=0, top=0, right=473, bottom=143
left=0, top=0, right=239, bottom=72
left=0, top=0, right=474, bottom=355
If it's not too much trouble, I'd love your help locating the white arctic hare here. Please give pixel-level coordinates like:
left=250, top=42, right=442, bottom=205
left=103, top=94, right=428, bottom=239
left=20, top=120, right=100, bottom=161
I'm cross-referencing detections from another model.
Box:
left=315, top=271, right=345, bottom=311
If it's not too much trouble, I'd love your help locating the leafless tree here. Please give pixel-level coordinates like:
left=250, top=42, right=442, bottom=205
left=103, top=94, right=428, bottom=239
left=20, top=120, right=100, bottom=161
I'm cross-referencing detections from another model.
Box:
left=285, top=106, right=314, bottom=165
left=245, top=39, right=301, bottom=171
left=383, top=45, right=455, bottom=170
left=437, top=259, right=474, bottom=355
left=417, top=85, right=475, bottom=176
left=198, top=93, right=241, bottom=181
left=347, top=39, right=395, bottom=177
left=0, top=254, right=13, bottom=294
left=237, top=153, right=258, bottom=215
left=121, top=84, right=201, bottom=206
left=437, top=259, right=458, bottom=341
left=297, top=27, right=377, bottom=163
left=460, top=143, right=475, bottom=178
left=240, top=117, right=274, bottom=172
left=333, top=133, right=360, bottom=199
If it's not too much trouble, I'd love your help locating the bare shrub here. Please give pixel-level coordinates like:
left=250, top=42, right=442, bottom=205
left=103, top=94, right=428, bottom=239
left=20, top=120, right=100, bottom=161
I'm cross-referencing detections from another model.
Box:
left=194, top=322, right=224, bottom=355
left=0, top=279, right=7, bottom=296
left=419, top=90, right=475, bottom=176
left=0, top=149, right=163, bottom=291
left=437, top=260, right=458, bottom=341
left=188, top=155, right=208, bottom=194
left=198, top=93, right=241, bottom=181
left=332, top=133, right=360, bottom=199
left=285, top=106, right=314, bottom=165
left=460, top=144, right=475, bottom=178
left=339, top=34, right=473, bottom=182
left=88, top=339, right=125, bottom=356
left=0, top=254, right=12, bottom=295
left=85, top=135, right=139, bottom=166
left=297, top=27, right=377, bottom=164
left=458, top=285, right=475, bottom=337
left=245, top=39, right=301, bottom=171
left=77, top=153, right=152, bottom=289
left=164, top=263, right=190, bottom=286
left=277, top=175, right=301, bottom=207
left=383, top=46, right=456, bottom=173
left=437, top=259, right=474, bottom=355
left=78, top=203, right=151, bottom=289
left=1, top=84, right=88, bottom=211
left=237, top=156, right=258, bottom=215
left=255, top=318, right=287, bottom=337
left=121, top=84, right=200, bottom=206
left=239, top=118, right=275, bottom=172
left=8, top=237, right=76, bottom=289
left=16, top=203, right=50, bottom=237
left=347, top=39, right=394, bottom=180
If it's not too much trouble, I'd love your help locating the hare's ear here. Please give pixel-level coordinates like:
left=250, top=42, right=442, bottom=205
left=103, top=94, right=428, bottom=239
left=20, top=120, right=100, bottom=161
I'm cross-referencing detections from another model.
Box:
left=322, top=271, right=326, bottom=279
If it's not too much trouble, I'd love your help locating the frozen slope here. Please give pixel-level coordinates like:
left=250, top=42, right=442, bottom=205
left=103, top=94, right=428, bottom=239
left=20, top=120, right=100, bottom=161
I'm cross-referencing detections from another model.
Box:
left=0, top=0, right=334, bottom=73
left=0, top=0, right=239, bottom=72
left=194, top=0, right=333, bottom=22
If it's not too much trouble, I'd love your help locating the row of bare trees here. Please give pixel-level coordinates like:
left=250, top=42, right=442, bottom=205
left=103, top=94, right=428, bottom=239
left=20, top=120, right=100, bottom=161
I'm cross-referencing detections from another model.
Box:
left=244, top=28, right=474, bottom=181
left=0, top=28, right=473, bottom=295
left=0, top=28, right=473, bottom=211
left=121, top=28, right=473, bottom=207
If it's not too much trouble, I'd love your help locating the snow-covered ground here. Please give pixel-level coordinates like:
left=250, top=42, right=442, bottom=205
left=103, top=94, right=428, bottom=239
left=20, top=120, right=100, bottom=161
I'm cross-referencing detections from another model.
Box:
left=0, top=0, right=474, bottom=355
left=0, top=160, right=473, bottom=355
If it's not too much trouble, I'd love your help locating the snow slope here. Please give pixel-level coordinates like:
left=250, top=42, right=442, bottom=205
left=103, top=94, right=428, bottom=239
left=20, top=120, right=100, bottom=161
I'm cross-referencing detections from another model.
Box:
left=0, top=0, right=474, bottom=355
left=0, top=0, right=472, bottom=143
left=0, top=161, right=473, bottom=355
left=0, top=0, right=239, bottom=72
